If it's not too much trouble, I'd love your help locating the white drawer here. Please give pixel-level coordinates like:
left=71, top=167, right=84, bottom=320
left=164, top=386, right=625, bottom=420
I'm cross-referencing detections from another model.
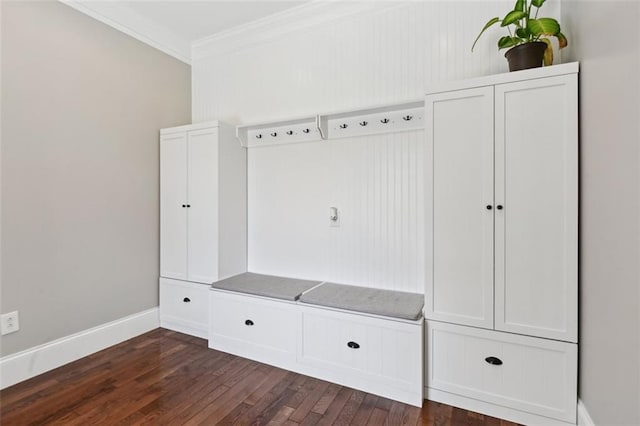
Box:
left=159, top=278, right=209, bottom=338
left=299, top=305, right=423, bottom=406
left=209, top=290, right=299, bottom=366
left=426, top=321, right=577, bottom=423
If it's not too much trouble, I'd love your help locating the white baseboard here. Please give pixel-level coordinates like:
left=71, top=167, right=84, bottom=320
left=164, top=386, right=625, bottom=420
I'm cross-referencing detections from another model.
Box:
left=577, top=399, right=596, bottom=426
left=0, top=307, right=159, bottom=389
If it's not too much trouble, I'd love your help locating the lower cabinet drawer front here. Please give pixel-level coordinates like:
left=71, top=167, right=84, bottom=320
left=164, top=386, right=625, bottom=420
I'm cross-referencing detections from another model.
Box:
left=427, top=321, right=577, bottom=423
left=160, top=279, right=209, bottom=331
left=300, top=306, right=423, bottom=402
left=209, top=291, right=298, bottom=364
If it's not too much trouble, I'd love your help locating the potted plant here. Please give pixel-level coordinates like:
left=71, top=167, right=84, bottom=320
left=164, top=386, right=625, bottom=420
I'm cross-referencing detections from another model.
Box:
left=472, top=0, right=567, bottom=71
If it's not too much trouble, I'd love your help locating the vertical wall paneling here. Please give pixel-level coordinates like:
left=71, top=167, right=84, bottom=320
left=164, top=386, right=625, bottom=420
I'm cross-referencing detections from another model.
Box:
left=192, top=1, right=561, bottom=294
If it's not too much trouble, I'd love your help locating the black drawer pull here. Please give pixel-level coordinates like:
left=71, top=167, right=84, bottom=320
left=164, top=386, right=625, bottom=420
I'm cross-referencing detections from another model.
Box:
left=183, top=297, right=191, bottom=303
left=245, top=319, right=254, bottom=326
left=485, top=356, right=503, bottom=365
left=347, top=341, right=360, bottom=349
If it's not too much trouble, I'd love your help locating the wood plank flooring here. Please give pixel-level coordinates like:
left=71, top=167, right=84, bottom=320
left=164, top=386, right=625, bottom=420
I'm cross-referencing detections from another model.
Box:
left=0, top=328, right=519, bottom=425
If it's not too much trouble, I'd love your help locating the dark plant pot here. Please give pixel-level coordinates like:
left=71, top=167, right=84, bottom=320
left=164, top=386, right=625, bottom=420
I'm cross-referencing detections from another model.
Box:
left=504, top=41, right=547, bottom=72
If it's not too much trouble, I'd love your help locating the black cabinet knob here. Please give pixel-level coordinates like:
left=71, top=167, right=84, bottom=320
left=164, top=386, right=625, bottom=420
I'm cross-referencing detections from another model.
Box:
left=347, top=341, right=360, bottom=349
left=485, top=356, right=503, bottom=365
left=186, top=204, right=191, bottom=208
left=183, top=297, right=190, bottom=303
left=245, top=319, right=254, bottom=326
left=496, top=205, right=503, bottom=210
left=486, top=205, right=493, bottom=210
left=181, top=204, right=186, bottom=208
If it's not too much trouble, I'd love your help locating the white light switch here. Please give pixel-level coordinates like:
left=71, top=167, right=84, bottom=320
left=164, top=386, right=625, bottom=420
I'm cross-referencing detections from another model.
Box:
left=329, top=207, right=340, bottom=227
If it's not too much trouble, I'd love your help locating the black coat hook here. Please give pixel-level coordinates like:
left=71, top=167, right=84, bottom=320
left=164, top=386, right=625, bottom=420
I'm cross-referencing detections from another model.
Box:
left=380, top=118, right=390, bottom=124
left=403, top=115, right=413, bottom=121
left=255, top=134, right=262, bottom=139
left=286, top=130, right=294, bottom=135
left=302, top=128, right=310, bottom=133
left=359, top=121, right=368, bottom=126
left=339, top=123, right=348, bottom=129
left=270, top=132, right=278, bottom=137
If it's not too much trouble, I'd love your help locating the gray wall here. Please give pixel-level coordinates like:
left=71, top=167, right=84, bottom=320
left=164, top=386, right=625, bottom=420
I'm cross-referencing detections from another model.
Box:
left=562, top=2, right=640, bottom=424
left=1, top=0, right=191, bottom=356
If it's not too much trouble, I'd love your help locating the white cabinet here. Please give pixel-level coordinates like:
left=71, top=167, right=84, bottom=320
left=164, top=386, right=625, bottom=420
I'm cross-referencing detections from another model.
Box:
left=160, top=121, right=247, bottom=284
left=424, top=63, right=578, bottom=425
left=209, top=289, right=300, bottom=367
left=426, top=321, right=577, bottom=424
left=298, top=305, right=424, bottom=407
left=160, top=121, right=246, bottom=338
left=160, top=278, right=210, bottom=338
left=425, top=67, right=578, bottom=343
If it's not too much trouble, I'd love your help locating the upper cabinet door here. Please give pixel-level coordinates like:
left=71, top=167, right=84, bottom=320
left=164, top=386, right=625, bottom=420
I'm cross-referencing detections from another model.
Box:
left=494, top=75, right=578, bottom=342
left=425, top=87, right=495, bottom=329
left=187, top=128, right=219, bottom=284
left=160, top=133, right=188, bottom=280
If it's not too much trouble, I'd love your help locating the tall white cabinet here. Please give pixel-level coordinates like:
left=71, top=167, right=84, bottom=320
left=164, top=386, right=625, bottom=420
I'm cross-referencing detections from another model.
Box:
left=424, top=63, right=578, bottom=425
left=160, top=121, right=247, bottom=337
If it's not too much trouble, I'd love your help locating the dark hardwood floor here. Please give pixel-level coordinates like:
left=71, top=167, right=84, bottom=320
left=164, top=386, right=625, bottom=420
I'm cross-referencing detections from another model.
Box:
left=0, top=328, right=519, bottom=425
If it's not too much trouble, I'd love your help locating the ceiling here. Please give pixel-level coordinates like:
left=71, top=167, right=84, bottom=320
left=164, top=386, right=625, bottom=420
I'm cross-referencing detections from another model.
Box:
left=64, top=0, right=310, bottom=63
left=118, top=1, right=308, bottom=42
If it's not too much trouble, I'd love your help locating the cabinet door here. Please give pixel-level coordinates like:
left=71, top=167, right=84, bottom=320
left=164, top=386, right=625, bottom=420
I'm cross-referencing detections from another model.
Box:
left=187, top=128, right=219, bottom=283
left=425, top=87, right=495, bottom=329
left=494, top=75, right=578, bottom=342
left=160, top=133, right=188, bottom=280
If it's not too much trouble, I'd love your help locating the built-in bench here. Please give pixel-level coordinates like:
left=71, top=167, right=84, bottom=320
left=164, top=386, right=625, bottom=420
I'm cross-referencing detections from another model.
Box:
left=207, top=273, right=424, bottom=406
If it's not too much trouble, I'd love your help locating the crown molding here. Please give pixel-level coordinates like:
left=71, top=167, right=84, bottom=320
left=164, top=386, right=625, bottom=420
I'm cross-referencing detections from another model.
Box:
left=60, top=0, right=191, bottom=64
left=191, top=1, right=406, bottom=61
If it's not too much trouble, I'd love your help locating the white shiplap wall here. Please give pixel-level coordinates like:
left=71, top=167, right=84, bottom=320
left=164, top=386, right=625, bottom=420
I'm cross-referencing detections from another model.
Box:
left=191, top=1, right=561, bottom=293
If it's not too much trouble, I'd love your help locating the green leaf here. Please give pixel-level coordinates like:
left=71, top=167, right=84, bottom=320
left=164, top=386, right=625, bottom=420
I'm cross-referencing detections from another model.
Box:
left=501, top=10, right=528, bottom=26
left=557, top=31, right=568, bottom=49
left=498, top=36, right=521, bottom=50
left=516, top=27, right=531, bottom=39
left=541, top=38, right=553, bottom=66
left=531, top=0, right=546, bottom=7
left=472, top=17, right=501, bottom=51
left=528, top=18, right=561, bottom=36
left=514, top=0, right=525, bottom=12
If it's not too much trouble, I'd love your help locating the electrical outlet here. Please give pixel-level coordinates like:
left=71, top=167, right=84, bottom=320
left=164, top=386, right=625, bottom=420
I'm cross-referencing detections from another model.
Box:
left=1, top=311, right=20, bottom=335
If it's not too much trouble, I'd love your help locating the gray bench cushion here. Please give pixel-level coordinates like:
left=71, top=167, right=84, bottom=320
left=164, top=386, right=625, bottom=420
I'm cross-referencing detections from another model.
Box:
left=211, top=272, right=321, bottom=301
left=299, top=282, right=424, bottom=320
